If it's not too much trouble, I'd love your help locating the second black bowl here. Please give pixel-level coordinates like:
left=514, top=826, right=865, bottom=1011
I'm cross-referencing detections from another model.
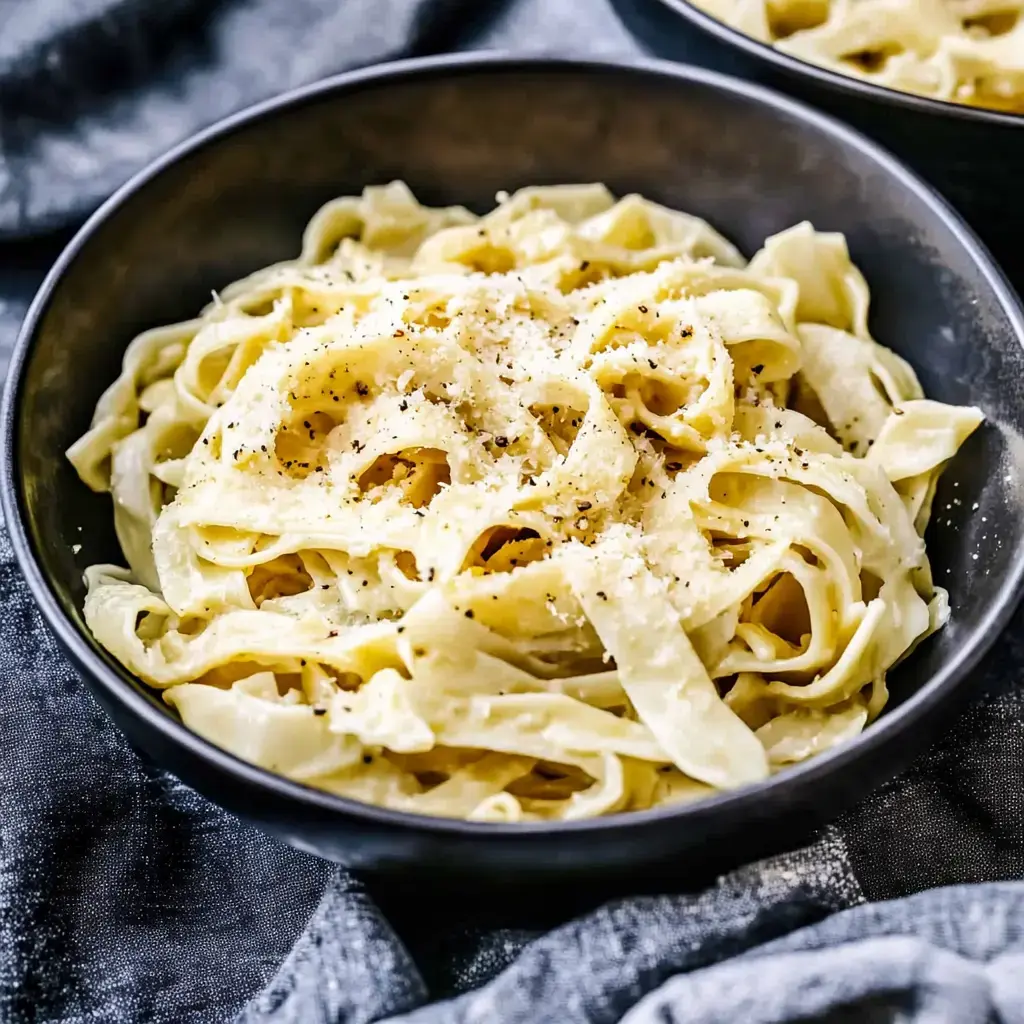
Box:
left=5, top=55, right=1024, bottom=879
left=615, top=0, right=1024, bottom=277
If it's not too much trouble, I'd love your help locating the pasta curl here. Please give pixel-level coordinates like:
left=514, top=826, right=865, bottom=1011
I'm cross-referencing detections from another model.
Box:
left=692, top=0, right=1024, bottom=113
left=69, top=182, right=981, bottom=821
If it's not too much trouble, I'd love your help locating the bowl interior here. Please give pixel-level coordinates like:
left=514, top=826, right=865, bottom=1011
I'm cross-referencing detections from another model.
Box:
left=12, top=60, right=1024, bottom=772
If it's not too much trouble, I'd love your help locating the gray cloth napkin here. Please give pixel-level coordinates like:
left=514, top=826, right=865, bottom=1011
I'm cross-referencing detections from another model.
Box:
left=4, top=2, right=1024, bottom=1022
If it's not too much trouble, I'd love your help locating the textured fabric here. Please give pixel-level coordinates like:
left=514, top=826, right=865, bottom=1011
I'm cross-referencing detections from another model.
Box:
left=2, top=2, right=1024, bottom=1022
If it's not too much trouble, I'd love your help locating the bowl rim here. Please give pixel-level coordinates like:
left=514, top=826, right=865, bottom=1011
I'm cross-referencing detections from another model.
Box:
left=5, top=51, right=1024, bottom=840
left=652, top=0, right=1024, bottom=128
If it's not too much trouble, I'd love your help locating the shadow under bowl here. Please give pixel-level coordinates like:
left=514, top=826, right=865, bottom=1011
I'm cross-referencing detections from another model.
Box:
left=5, top=54, right=1024, bottom=880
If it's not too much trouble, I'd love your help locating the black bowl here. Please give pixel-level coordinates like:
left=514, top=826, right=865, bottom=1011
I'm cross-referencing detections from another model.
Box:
left=614, top=0, right=1024, bottom=276
left=5, top=54, right=1024, bottom=880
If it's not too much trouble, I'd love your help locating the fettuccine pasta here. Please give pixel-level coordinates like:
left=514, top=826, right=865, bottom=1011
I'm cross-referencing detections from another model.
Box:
left=68, top=182, right=982, bottom=822
left=691, top=0, right=1024, bottom=113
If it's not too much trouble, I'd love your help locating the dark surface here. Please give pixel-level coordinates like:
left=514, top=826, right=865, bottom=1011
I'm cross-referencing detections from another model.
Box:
left=5, top=55, right=1024, bottom=878
left=615, top=0, right=1024, bottom=278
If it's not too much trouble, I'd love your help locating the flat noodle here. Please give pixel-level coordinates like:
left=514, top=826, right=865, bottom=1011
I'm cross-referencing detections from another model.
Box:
left=690, top=0, right=1024, bottom=114
left=70, top=182, right=982, bottom=821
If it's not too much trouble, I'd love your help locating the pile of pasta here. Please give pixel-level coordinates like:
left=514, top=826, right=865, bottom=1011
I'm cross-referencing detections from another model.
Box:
left=69, top=182, right=983, bottom=822
left=693, top=0, right=1024, bottom=112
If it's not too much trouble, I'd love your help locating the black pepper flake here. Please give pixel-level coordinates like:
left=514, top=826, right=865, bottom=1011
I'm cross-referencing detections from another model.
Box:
left=399, top=399, right=408, bottom=412
left=576, top=501, right=592, bottom=511
left=596, top=591, right=607, bottom=601
left=355, top=381, right=369, bottom=397
left=775, top=421, right=783, bottom=429
left=495, top=435, right=509, bottom=448
left=362, top=755, right=373, bottom=764
left=638, top=305, right=648, bottom=313
left=681, top=327, right=693, bottom=338
left=313, top=707, right=327, bottom=716
left=464, top=609, right=475, bottom=619
left=397, top=626, right=405, bottom=634
left=202, top=438, right=209, bottom=446
left=648, top=359, right=658, bottom=370
left=427, top=568, right=436, bottom=582
left=580, top=261, right=590, bottom=271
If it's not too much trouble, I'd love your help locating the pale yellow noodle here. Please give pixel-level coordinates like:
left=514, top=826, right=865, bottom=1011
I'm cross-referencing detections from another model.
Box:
left=690, top=0, right=1024, bottom=113
left=68, top=182, right=982, bottom=821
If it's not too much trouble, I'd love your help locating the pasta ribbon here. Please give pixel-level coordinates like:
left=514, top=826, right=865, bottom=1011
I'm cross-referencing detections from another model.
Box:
left=690, top=0, right=1024, bottom=113
left=71, top=183, right=981, bottom=820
